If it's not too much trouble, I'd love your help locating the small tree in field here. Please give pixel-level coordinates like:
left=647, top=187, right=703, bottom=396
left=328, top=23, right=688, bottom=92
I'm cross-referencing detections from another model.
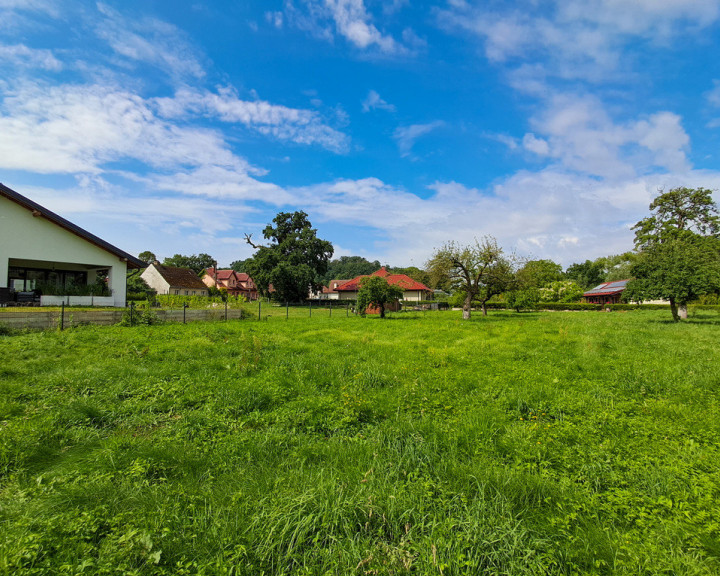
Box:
left=426, top=236, right=514, bottom=320
left=356, top=276, right=403, bottom=318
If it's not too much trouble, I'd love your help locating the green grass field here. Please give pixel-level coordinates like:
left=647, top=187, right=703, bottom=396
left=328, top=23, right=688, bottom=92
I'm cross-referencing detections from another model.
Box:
left=1, top=310, right=719, bottom=575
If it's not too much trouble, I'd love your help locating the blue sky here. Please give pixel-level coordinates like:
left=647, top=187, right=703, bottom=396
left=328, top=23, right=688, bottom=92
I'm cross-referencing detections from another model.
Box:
left=2, top=0, right=720, bottom=268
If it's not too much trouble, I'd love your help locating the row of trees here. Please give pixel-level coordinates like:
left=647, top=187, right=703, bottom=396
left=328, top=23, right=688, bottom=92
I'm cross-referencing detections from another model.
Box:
left=426, top=187, right=720, bottom=321
left=135, top=187, right=719, bottom=322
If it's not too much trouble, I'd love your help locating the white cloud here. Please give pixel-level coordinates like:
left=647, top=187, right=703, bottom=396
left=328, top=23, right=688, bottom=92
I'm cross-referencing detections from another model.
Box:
left=437, top=0, right=720, bottom=83
left=0, top=43, right=62, bottom=71
left=706, top=79, right=720, bottom=108
left=95, top=2, right=206, bottom=80
left=525, top=94, right=691, bottom=178
left=362, top=90, right=395, bottom=112
left=286, top=0, right=408, bottom=54
left=293, top=166, right=720, bottom=267
left=153, top=87, right=349, bottom=152
left=0, top=83, right=252, bottom=174
left=393, top=121, right=444, bottom=156
left=522, top=133, right=549, bottom=156
left=265, top=11, right=284, bottom=28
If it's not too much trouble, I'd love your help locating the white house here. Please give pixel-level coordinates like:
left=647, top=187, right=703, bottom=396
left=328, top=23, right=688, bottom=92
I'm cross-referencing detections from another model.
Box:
left=0, top=183, right=144, bottom=307
left=141, top=262, right=209, bottom=296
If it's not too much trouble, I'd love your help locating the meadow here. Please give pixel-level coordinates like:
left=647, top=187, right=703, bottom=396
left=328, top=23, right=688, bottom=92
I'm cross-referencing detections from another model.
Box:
left=1, top=310, right=719, bottom=575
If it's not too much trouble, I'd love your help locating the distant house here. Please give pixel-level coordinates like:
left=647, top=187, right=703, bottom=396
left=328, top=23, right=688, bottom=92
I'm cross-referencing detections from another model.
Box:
left=316, top=279, right=351, bottom=300
left=141, top=262, right=209, bottom=296
left=0, top=183, right=144, bottom=306
left=583, top=280, right=630, bottom=305
left=335, top=267, right=433, bottom=303
left=203, top=268, right=258, bottom=300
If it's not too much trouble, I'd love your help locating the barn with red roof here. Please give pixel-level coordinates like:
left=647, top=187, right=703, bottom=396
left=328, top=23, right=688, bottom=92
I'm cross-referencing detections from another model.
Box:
left=583, top=279, right=630, bottom=305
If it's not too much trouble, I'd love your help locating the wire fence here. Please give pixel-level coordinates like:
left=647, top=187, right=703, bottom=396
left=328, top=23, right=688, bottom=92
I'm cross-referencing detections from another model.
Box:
left=0, top=300, right=363, bottom=331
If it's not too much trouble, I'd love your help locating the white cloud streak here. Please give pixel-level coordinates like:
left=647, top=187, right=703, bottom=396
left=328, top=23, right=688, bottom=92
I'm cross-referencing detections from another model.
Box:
left=393, top=121, right=444, bottom=156
left=438, top=0, right=720, bottom=82
left=154, top=87, right=349, bottom=152
left=0, top=43, right=62, bottom=70
left=95, top=2, right=206, bottom=80
left=286, top=0, right=408, bottom=54
left=362, top=90, right=395, bottom=112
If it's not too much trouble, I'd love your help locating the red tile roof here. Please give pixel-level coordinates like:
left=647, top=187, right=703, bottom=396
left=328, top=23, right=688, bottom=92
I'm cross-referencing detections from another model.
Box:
left=336, top=268, right=431, bottom=292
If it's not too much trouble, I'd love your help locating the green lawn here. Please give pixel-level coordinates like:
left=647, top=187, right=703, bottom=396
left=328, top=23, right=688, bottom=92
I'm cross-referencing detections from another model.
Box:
left=1, top=310, right=719, bottom=575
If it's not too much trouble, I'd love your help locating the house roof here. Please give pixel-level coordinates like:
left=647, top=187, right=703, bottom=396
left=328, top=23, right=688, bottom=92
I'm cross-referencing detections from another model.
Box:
left=1, top=182, right=145, bottom=269
left=205, top=268, right=236, bottom=281
left=583, top=279, right=630, bottom=297
left=204, top=268, right=255, bottom=288
left=153, top=263, right=208, bottom=290
left=336, top=268, right=431, bottom=292
left=323, top=279, right=351, bottom=294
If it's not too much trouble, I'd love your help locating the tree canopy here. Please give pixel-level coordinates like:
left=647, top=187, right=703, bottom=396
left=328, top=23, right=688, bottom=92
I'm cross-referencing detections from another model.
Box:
left=138, top=251, right=157, bottom=264
left=565, top=260, right=605, bottom=290
left=245, top=211, right=333, bottom=302
left=229, top=258, right=252, bottom=273
left=356, top=276, right=404, bottom=318
left=633, top=186, right=719, bottom=247
left=515, top=259, right=564, bottom=289
left=426, top=237, right=513, bottom=320
left=626, top=187, right=720, bottom=321
left=162, top=253, right=215, bottom=275
left=323, top=256, right=381, bottom=284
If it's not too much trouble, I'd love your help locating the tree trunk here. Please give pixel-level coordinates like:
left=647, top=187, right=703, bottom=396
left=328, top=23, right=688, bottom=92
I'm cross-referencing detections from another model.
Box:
left=678, top=303, right=688, bottom=319
left=481, top=302, right=487, bottom=316
left=380, top=304, right=385, bottom=319
left=669, top=297, right=680, bottom=322
left=463, top=293, right=472, bottom=320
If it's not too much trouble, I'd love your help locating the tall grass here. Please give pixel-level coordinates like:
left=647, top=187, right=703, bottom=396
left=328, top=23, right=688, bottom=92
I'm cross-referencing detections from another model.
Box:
left=1, top=310, right=719, bottom=574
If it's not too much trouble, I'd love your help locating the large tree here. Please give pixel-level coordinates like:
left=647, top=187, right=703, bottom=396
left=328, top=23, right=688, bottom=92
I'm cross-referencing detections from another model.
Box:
left=626, top=187, right=720, bottom=321
left=244, top=211, right=333, bottom=302
left=515, top=259, right=564, bottom=289
left=162, top=253, right=215, bottom=275
left=356, top=276, right=404, bottom=318
left=426, top=237, right=514, bottom=320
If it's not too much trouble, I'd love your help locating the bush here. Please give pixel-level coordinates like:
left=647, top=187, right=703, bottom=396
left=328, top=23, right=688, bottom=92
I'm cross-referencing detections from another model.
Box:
left=538, top=302, right=602, bottom=311
left=155, top=294, right=246, bottom=309
left=0, top=322, right=16, bottom=336
left=119, top=303, right=161, bottom=326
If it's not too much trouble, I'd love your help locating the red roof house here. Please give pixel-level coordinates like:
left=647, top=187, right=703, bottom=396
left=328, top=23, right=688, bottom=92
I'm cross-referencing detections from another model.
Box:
left=583, top=279, right=630, bottom=305
left=335, top=267, right=432, bottom=304
left=203, top=268, right=258, bottom=300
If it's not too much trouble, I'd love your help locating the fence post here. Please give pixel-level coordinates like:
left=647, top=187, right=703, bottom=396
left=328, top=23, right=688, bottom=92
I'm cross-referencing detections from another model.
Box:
left=347, top=302, right=349, bottom=317
left=129, top=301, right=134, bottom=326
left=60, top=302, right=65, bottom=331
left=309, top=300, right=312, bottom=317
left=329, top=303, right=331, bottom=318
left=258, top=299, right=261, bottom=321
left=286, top=301, right=288, bottom=320
left=183, top=302, right=188, bottom=324
left=225, top=299, right=228, bottom=321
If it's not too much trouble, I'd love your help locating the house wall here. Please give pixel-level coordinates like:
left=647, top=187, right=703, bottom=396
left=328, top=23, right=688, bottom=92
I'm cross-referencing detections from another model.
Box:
left=336, top=290, right=430, bottom=302
left=0, top=196, right=129, bottom=306
left=403, top=290, right=431, bottom=302
left=140, top=265, right=171, bottom=294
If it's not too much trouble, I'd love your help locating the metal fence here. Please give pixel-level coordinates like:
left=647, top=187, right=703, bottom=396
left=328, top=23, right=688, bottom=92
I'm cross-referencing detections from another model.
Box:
left=0, top=303, right=247, bottom=331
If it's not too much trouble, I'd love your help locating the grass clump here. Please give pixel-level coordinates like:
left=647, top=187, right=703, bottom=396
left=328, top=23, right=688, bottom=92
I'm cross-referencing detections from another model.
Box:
left=1, top=310, right=719, bottom=574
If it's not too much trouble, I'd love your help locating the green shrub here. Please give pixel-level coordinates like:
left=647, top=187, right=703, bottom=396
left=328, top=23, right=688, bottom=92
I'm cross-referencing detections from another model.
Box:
left=155, top=294, right=246, bottom=309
